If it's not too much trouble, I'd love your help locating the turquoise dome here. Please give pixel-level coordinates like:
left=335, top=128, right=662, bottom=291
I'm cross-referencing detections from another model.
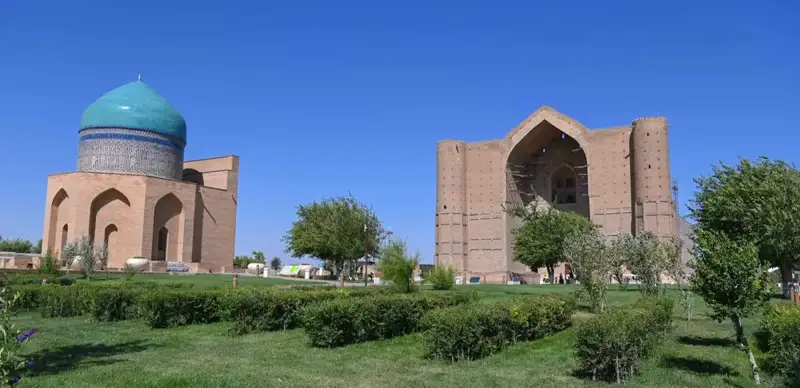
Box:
left=79, top=81, right=187, bottom=141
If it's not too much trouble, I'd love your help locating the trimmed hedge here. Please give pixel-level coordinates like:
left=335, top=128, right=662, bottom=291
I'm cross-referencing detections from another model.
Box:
left=421, top=294, right=576, bottom=361
left=138, top=289, right=226, bottom=328
left=303, top=291, right=478, bottom=348
left=224, top=288, right=342, bottom=334
left=574, top=296, right=675, bottom=383
left=761, top=303, right=800, bottom=379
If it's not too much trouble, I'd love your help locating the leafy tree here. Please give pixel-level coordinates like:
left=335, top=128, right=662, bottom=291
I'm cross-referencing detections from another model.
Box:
left=0, top=238, right=34, bottom=254
left=510, top=205, right=595, bottom=283
left=270, top=256, right=282, bottom=271
left=377, top=239, right=419, bottom=293
left=617, top=232, right=668, bottom=296
left=32, top=240, right=42, bottom=254
left=691, top=227, right=772, bottom=385
left=252, top=251, right=266, bottom=263
left=663, top=235, right=694, bottom=322
left=689, top=157, right=800, bottom=297
left=283, top=195, right=385, bottom=287
left=564, top=229, right=619, bottom=313
left=61, top=236, right=100, bottom=279
left=233, top=255, right=261, bottom=268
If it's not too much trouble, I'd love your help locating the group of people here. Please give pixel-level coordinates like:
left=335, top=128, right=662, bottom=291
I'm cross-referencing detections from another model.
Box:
left=541, top=272, right=573, bottom=284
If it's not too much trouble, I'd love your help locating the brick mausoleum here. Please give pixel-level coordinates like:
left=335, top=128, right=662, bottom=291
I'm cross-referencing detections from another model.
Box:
left=37, top=78, right=239, bottom=273
left=434, top=107, right=692, bottom=284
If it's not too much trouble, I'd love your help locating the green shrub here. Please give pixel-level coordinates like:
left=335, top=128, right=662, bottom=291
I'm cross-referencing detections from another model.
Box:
left=761, top=304, right=800, bottom=378
left=377, top=240, right=420, bottom=293
left=38, top=250, right=61, bottom=277
left=422, top=294, right=575, bottom=361
left=123, top=264, right=137, bottom=280
left=303, top=292, right=476, bottom=348
left=86, top=287, right=139, bottom=322
left=40, top=286, right=85, bottom=318
left=423, top=265, right=456, bottom=290
left=574, top=296, right=674, bottom=383
left=13, top=285, right=49, bottom=311
left=138, top=289, right=224, bottom=328
left=224, top=288, right=341, bottom=335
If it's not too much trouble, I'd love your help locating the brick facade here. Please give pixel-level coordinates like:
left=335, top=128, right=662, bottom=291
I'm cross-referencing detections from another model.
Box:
left=41, top=155, right=239, bottom=273
left=435, top=106, right=687, bottom=284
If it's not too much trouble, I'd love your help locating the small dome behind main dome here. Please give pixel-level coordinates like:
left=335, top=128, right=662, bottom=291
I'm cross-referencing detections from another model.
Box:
left=79, top=80, right=187, bottom=141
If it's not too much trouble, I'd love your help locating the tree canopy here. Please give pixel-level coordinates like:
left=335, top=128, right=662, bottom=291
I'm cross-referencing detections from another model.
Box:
left=0, top=236, right=38, bottom=254
left=511, top=205, right=595, bottom=280
left=689, top=156, right=800, bottom=295
left=283, top=195, right=385, bottom=285
left=690, top=227, right=771, bottom=384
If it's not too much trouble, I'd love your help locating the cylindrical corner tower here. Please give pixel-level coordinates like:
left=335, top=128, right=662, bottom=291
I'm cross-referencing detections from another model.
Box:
left=631, top=117, right=674, bottom=236
left=76, top=80, right=187, bottom=180
left=435, top=140, right=468, bottom=273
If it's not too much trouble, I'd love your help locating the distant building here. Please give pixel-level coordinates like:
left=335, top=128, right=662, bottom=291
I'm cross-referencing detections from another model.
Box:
left=434, top=106, right=692, bottom=284
left=41, top=79, right=239, bottom=272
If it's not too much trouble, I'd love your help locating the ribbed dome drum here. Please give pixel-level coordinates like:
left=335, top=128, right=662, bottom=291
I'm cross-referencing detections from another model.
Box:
left=76, top=80, right=187, bottom=180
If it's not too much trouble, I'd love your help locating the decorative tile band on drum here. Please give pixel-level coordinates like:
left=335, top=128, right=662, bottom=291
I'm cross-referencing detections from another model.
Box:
left=77, top=127, right=185, bottom=180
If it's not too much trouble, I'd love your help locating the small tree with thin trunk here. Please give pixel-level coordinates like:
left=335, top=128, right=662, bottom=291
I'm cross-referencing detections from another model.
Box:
left=617, top=232, right=669, bottom=296
left=564, top=229, right=619, bottom=313
left=96, top=241, right=109, bottom=279
left=377, top=239, right=419, bottom=293
left=691, top=227, right=772, bottom=385
left=270, top=256, right=282, bottom=271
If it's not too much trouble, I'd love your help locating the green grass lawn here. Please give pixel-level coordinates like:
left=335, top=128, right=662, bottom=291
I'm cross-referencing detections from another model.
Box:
left=16, top=284, right=788, bottom=387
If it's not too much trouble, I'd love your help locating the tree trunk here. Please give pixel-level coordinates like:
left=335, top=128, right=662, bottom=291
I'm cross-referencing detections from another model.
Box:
left=780, top=262, right=793, bottom=298
left=732, top=313, right=761, bottom=385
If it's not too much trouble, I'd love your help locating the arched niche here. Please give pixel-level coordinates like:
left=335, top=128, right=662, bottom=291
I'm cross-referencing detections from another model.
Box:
left=103, top=224, right=119, bottom=268
left=89, top=188, right=131, bottom=267
left=505, top=121, right=589, bottom=215
left=152, top=193, right=183, bottom=261
left=47, top=189, right=70, bottom=253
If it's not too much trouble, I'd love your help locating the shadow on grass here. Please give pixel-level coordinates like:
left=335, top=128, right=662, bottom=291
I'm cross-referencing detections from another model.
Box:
left=677, top=335, right=736, bottom=347
left=28, top=340, right=156, bottom=376
left=661, top=356, right=738, bottom=376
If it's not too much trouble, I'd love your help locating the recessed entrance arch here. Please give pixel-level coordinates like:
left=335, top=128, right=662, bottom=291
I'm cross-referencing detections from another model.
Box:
left=47, top=189, right=70, bottom=253
left=505, top=119, right=591, bottom=276
left=89, top=188, right=131, bottom=268
left=152, top=193, right=183, bottom=261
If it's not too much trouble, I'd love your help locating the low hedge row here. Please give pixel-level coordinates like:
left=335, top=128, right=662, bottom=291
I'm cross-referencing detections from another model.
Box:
left=303, top=291, right=478, bottom=348
left=421, top=294, right=576, bottom=361
left=574, top=296, right=674, bottom=383
left=11, top=281, right=402, bottom=331
left=761, top=303, right=800, bottom=381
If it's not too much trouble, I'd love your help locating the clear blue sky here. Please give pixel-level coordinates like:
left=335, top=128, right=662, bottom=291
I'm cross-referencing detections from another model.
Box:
left=1, top=1, right=797, bottom=264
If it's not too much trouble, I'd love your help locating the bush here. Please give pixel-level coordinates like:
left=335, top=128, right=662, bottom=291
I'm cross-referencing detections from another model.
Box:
left=761, top=304, right=800, bottom=378
left=38, top=250, right=61, bottom=277
left=574, top=296, right=674, bottom=383
left=303, top=292, right=476, bottom=348
left=423, top=265, right=456, bottom=290
left=0, top=274, right=74, bottom=287
left=86, top=287, right=139, bottom=322
left=138, top=289, right=225, bottom=328
left=377, top=240, right=420, bottom=293
left=422, top=294, right=575, bottom=361
left=40, top=286, right=85, bottom=318
left=14, top=285, right=49, bottom=311
left=224, top=288, right=341, bottom=335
